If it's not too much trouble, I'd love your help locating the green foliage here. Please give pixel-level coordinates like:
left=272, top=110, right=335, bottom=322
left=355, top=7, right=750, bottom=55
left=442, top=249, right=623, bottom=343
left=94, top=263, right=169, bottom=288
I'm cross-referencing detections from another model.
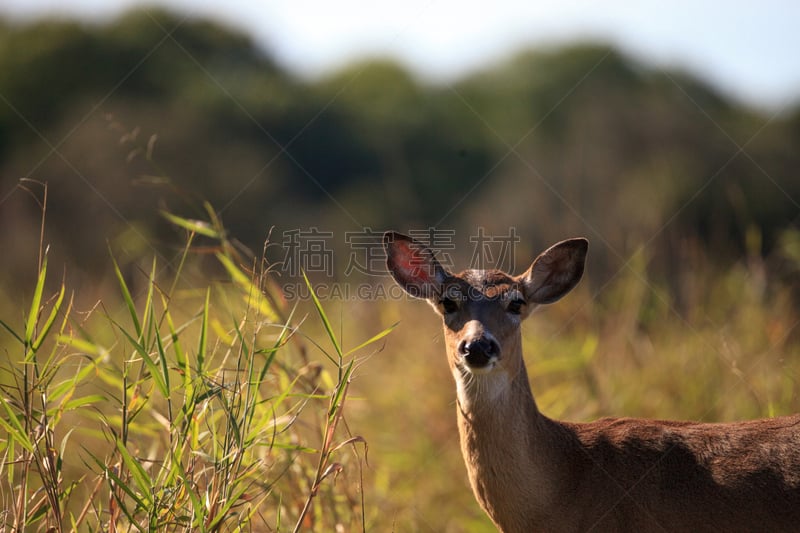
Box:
left=0, top=209, right=388, bottom=532
left=1, top=9, right=798, bottom=283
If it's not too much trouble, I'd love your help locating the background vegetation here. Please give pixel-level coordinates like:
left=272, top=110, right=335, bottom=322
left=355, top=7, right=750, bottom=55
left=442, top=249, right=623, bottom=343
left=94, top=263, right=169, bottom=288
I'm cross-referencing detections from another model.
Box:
left=0, top=7, right=798, bottom=532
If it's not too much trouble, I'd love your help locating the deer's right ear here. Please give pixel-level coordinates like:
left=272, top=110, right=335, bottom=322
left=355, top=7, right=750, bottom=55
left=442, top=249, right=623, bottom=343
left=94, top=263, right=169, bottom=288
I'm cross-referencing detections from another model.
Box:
left=521, top=238, right=588, bottom=305
left=384, top=232, right=447, bottom=299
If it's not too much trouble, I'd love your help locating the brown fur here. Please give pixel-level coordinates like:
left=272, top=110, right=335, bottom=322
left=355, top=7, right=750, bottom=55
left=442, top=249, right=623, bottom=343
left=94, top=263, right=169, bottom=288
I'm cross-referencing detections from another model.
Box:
left=385, top=232, right=800, bottom=533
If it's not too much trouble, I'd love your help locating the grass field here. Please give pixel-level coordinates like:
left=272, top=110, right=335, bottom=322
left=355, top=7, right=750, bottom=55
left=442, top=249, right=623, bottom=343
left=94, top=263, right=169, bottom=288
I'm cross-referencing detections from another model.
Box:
left=1, top=208, right=798, bottom=532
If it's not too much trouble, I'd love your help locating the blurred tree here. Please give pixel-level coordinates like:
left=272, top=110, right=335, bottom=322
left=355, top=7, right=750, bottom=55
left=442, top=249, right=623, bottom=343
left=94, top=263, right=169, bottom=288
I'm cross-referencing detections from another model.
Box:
left=0, top=9, right=797, bottom=294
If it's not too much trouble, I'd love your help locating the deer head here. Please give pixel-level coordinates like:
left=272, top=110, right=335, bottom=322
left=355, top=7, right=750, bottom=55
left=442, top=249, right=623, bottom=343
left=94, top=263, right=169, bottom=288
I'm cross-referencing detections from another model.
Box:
left=384, top=232, right=588, bottom=384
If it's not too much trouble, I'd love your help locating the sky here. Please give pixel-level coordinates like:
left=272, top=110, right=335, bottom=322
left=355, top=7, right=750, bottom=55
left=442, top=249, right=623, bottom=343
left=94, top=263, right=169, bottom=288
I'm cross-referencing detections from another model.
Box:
left=2, top=0, right=800, bottom=110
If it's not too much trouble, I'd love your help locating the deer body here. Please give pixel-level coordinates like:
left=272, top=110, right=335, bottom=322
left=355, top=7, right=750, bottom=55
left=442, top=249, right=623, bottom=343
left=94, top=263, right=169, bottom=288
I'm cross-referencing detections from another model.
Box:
left=384, top=232, right=800, bottom=533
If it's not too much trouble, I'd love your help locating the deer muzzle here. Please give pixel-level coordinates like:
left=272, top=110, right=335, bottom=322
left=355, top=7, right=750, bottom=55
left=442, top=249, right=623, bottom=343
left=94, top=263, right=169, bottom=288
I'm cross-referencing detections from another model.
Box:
left=458, top=335, right=500, bottom=369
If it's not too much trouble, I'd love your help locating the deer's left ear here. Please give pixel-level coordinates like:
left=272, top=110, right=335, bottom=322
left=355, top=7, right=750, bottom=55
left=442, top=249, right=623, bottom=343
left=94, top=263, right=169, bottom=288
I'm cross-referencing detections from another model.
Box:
left=384, top=232, right=449, bottom=299
left=520, top=238, right=588, bottom=304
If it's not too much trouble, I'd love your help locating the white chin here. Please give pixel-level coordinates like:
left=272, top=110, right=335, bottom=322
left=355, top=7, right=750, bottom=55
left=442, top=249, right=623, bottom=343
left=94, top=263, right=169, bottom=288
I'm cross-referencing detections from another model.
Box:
left=463, top=361, right=496, bottom=375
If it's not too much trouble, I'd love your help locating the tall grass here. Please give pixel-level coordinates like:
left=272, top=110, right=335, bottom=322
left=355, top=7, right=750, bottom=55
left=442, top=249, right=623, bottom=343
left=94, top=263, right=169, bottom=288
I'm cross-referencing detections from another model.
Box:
left=0, top=204, right=386, bottom=532
left=1, top=196, right=798, bottom=532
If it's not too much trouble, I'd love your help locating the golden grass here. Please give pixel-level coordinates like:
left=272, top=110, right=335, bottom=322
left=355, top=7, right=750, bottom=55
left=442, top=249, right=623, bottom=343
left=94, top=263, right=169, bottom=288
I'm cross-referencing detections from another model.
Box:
left=0, top=210, right=797, bottom=532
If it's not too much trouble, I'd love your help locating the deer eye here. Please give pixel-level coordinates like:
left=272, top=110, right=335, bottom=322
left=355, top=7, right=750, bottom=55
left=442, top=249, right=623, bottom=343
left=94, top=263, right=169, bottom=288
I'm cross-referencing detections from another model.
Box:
left=507, top=298, right=525, bottom=315
left=440, top=297, right=459, bottom=314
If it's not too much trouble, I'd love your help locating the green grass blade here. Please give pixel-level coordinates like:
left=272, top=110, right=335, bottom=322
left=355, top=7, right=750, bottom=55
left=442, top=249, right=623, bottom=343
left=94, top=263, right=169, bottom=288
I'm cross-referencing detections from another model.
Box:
left=344, top=321, right=398, bottom=356
left=111, top=253, right=142, bottom=338
left=256, top=307, right=297, bottom=384
left=0, top=396, right=33, bottom=452
left=154, top=321, right=170, bottom=394
left=215, top=252, right=251, bottom=287
left=302, top=270, right=342, bottom=359
left=197, top=288, right=209, bottom=375
left=0, top=318, right=24, bottom=344
left=168, top=447, right=204, bottom=526
left=161, top=210, right=221, bottom=239
left=215, top=252, right=279, bottom=321
left=31, top=281, right=65, bottom=353
left=328, top=359, right=354, bottom=422
left=41, top=289, right=73, bottom=371
left=25, top=254, right=47, bottom=346
left=233, top=493, right=272, bottom=533
left=60, top=394, right=107, bottom=411
left=161, top=295, right=186, bottom=372
left=5, top=438, right=16, bottom=486
left=71, top=353, right=105, bottom=389
left=146, top=302, right=171, bottom=396
left=87, top=452, right=147, bottom=531
left=56, top=335, right=107, bottom=357
left=246, top=373, right=304, bottom=444
left=114, top=319, right=168, bottom=398
left=140, top=257, right=157, bottom=346
left=206, top=481, right=251, bottom=529
left=115, top=439, right=154, bottom=507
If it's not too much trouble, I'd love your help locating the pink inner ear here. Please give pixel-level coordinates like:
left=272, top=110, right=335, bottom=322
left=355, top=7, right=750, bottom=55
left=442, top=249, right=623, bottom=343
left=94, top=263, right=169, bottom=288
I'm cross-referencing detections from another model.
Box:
left=398, top=244, right=433, bottom=283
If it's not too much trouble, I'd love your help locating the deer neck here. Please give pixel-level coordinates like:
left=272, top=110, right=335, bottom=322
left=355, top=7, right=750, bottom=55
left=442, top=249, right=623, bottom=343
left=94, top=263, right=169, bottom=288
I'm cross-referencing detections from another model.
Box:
left=452, top=339, right=564, bottom=529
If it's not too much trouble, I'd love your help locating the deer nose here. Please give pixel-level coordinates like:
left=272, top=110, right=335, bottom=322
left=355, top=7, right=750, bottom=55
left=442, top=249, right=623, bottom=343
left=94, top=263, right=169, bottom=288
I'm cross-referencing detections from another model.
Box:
left=458, top=337, right=500, bottom=368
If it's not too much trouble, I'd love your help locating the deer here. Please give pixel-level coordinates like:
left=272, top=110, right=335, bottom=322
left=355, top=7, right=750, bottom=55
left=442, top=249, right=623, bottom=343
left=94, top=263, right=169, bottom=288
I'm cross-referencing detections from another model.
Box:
left=383, top=231, right=800, bottom=533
